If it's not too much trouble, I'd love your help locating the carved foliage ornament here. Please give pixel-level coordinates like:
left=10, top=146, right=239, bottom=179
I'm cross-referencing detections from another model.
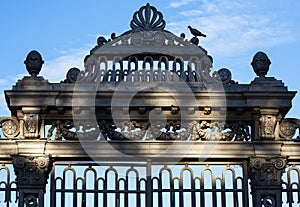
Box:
left=82, top=120, right=251, bottom=141
left=0, top=116, right=20, bottom=138
left=130, top=3, right=166, bottom=32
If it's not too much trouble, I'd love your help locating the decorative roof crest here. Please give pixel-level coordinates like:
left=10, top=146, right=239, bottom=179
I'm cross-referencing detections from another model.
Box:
left=130, top=3, right=166, bottom=32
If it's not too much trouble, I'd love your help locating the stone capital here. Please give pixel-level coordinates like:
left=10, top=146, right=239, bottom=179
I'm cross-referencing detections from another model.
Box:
left=12, top=155, right=52, bottom=189
left=249, top=157, right=286, bottom=187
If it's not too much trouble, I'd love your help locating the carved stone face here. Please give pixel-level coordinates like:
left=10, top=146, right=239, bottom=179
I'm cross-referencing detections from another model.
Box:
left=24, top=50, right=44, bottom=77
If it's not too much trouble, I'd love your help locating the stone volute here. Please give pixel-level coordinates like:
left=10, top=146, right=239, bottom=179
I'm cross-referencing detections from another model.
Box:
left=251, top=51, right=271, bottom=77
left=24, top=50, right=44, bottom=77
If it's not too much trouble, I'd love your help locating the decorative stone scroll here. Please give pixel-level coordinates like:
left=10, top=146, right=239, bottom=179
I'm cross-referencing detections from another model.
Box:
left=278, top=118, right=300, bottom=139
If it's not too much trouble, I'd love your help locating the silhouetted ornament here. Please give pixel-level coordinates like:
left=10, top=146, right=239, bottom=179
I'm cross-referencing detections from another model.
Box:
left=24, top=50, right=44, bottom=77
left=111, top=33, right=117, bottom=40
left=130, top=3, right=166, bottom=32
left=190, top=37, right=199, bottom=45
left=188, top=26, right=206, bottom=38
left=66, top=67, right=80, bottom=83
left=217, top=68, right=232, bottom=84
left=97, top=36, right=108, bottom=46
left=251, top=51, right=271, bottom=77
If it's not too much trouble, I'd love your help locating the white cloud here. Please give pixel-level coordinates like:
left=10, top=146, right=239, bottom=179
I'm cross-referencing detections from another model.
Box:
left=41, top=47, right=88, bottom=82
left=170, top=0, right=198, bottom=8
left=168, top=0, right=296, bottom=58
left=180, top=10, right=204, bottom=17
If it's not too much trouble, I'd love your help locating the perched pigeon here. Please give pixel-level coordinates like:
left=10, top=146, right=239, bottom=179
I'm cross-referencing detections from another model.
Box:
left=188, top=26, right=206, bottom=38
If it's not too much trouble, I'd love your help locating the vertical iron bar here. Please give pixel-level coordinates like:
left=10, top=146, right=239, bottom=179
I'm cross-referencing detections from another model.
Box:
left=50, top=163, right=55, bottom=207
left=137, top=174, right=141, bottom=207
left=158, top=170, right=162, bottom=207
left=116, top=177, right=120, bottom=207
left=125, top=172, right=128, bottom=207
left=61, top=167, right=65, bottom=207
left=104, top=170, right=108, bottom=207
left=221, top=172, right=226, bottom=207
left=242, top=160, right=249, bottom=207
left=200, top=173, right=205, bottom=207
left=179, top=171, right=184, bottom=207
left=212, top=176, right=217, bottom=207
left=191, top=177, right=196, bottom=207
left=146, top=159, right=152, bottom=207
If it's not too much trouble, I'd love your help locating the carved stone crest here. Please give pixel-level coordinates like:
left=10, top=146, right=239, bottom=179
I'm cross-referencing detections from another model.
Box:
left=24, top=114, right=39, bottom=138
left=260, top=114, right=277, bottom=139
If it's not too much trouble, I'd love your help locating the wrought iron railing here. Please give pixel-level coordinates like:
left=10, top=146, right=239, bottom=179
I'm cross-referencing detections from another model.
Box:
left=50, top=161, right=249, bottom=207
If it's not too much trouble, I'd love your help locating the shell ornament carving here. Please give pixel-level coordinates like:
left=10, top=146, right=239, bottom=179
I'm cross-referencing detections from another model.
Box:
left=130, top=3, right=166, bottom=32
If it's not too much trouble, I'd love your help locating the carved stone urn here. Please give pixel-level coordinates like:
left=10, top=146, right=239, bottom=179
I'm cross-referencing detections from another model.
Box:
left=251, top=51, right=271, bottom=77
left=24, top=50, right=44, bottom=77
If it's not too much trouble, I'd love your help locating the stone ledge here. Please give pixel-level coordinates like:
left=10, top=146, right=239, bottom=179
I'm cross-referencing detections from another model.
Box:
left=1, top=140, right=299, bottom=160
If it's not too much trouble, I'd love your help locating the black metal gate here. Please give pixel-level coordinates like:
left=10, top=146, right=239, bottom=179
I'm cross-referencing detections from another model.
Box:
left=50, top=160, right=249, bottom=207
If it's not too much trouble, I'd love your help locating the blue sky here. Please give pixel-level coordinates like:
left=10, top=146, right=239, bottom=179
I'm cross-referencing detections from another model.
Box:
left=0, top=0, right=300, bottom=117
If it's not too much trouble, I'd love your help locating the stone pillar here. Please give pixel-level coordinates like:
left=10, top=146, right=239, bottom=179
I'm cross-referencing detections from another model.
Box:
left=12, top=155, right=52, bottom=207
left=249, top=157, right=286, bottom=207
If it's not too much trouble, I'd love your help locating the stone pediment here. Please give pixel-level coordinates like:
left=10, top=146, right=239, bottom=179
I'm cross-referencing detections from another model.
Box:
left=92, top=31, right=207, bottom=57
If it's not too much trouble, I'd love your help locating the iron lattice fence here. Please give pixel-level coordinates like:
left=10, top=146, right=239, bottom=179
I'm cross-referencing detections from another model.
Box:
left=0, top=162, right=18, bottom=207
left=49, top=161, right=249, bottom=207
left=282, top=163, right=300, bottom=206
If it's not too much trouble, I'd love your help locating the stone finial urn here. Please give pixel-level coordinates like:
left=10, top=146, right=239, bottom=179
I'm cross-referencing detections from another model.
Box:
left=251, top=51, right=271, bottom=77
left=24, top=50, right=44, bottom=77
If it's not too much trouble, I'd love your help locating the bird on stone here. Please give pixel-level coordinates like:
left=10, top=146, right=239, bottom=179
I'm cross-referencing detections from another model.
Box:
left=188, top=26, right=206, bottom=38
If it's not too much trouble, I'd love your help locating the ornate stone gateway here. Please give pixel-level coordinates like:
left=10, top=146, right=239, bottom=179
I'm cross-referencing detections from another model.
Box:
left=0, top=3, right=300, bottom=207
